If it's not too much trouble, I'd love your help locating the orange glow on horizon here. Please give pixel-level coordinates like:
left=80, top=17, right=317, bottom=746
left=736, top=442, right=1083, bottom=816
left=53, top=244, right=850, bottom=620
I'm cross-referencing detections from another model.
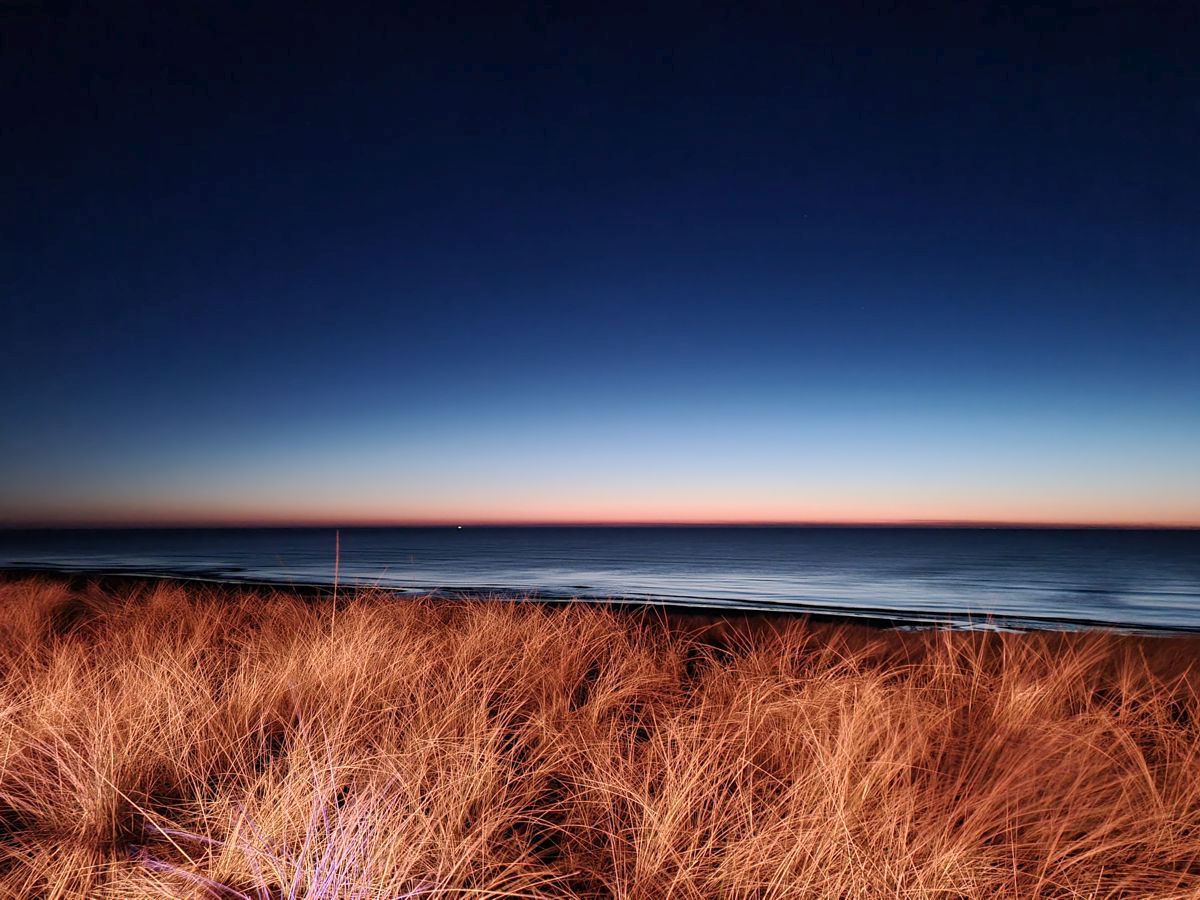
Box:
left=6, top=478, right=1198, bottom=530
left=6, top=510, right=1198, bottom=530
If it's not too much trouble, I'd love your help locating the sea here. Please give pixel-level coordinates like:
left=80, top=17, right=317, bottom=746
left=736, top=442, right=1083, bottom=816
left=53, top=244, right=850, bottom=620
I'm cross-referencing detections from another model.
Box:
left=1, top=526, right=1198, bottom=633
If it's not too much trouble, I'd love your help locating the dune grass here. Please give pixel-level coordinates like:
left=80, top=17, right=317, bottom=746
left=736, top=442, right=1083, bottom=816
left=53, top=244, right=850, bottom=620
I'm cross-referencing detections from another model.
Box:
left=0, top=577, right=1198, bottom=898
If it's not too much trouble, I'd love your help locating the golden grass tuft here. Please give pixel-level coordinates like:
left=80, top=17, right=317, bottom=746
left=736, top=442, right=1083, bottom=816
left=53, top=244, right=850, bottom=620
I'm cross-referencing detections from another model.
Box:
left=0, top=575, right=1198, bottom=898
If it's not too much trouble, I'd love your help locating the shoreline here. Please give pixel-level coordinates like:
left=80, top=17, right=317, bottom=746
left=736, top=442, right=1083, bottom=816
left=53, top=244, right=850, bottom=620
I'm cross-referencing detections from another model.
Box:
left=3, top=565, right=1198, bottom=636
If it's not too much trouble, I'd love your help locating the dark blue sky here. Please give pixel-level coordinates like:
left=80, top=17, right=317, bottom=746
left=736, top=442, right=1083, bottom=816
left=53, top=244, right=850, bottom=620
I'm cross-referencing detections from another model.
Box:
left=3, top=2, right=1198, bottom=525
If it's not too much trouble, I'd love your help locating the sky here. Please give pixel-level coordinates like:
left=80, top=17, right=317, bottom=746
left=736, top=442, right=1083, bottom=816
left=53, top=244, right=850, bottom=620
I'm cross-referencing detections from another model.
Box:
left=2, top=2, right=1198, bottom=527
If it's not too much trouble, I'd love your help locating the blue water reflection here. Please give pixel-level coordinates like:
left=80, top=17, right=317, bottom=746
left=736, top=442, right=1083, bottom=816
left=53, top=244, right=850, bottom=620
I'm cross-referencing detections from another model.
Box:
left=1, top=527, right=1197, bottom=632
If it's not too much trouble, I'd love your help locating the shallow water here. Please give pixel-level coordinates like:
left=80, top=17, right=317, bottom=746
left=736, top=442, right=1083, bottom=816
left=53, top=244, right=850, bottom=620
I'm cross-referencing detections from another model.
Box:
left=1, top=526, right=1198, bottom=632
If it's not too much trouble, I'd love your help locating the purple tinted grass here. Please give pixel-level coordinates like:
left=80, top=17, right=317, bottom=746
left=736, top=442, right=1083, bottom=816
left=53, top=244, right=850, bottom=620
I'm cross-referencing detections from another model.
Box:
left=129, top=845, right=252, bottom=899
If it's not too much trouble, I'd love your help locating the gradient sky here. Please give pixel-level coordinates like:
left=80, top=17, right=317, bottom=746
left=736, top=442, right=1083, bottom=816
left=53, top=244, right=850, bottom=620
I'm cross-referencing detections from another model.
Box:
left=2, top=2, right=1198, bottom=526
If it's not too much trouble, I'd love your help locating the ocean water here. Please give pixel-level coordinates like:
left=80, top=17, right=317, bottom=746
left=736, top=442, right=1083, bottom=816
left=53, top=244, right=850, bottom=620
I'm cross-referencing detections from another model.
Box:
left=0, top=526, right=1198, bottom=632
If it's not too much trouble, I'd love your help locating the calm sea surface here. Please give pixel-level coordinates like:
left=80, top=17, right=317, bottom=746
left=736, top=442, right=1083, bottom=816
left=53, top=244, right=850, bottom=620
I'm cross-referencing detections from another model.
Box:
left=1, top=527, right=1198, bottom=632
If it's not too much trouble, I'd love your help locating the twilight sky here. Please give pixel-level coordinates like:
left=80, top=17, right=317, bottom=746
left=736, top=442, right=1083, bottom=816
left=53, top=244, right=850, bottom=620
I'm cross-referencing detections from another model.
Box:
left=2, top=3, right=1198, bottom=526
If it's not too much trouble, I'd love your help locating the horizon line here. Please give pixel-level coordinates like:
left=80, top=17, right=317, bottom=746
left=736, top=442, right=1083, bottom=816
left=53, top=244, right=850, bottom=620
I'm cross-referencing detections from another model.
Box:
left=3, top=518, right=1198, bottom=531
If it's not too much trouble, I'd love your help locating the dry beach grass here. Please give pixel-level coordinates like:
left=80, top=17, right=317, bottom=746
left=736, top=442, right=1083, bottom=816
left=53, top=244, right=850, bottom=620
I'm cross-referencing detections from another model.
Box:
left=1, top=576, right=1198, bottom=898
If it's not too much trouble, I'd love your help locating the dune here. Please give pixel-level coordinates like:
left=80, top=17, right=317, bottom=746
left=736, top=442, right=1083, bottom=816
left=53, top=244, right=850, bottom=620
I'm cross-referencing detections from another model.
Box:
left=0, top=575, right=1198, bottom=898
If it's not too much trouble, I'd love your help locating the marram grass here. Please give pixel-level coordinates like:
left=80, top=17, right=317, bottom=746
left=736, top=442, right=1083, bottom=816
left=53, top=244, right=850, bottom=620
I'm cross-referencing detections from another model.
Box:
left=1, top=577, right=1198, bottom=898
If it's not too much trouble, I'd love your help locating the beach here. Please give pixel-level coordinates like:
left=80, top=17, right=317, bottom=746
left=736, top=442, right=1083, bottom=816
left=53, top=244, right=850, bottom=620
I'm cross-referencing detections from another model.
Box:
left=4, top=526, right=1198, bottom=632
left=2, top=575, right=1198, bottom=898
